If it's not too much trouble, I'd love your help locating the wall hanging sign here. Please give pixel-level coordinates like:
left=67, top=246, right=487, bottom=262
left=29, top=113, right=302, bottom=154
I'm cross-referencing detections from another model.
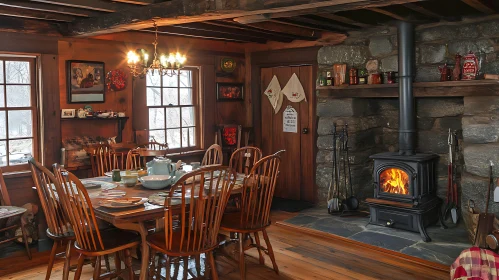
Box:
left=283, top=106, right=298, bottom=133
left=281, top=73, right=307, bottom=103
left=216, top=82, right=244, bottom=101
left=67, top=60, right=105, bottom=103
left=264, top=75, right=282, bottom=114
left=106, top=69, right=128, bottom=92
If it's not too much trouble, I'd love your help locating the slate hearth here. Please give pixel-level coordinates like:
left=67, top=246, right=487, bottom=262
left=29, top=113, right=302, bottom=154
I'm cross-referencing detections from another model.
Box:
left=282, top=208, right=469, bottom=265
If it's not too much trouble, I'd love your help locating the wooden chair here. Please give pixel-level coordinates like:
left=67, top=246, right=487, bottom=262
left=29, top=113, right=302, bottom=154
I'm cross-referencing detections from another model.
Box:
left=0, top=167, right=31, bottom=260
left=29, top=158, right=74, bottom=280
left=229, top=146, right=263, bottom=175
left=52, top=164, right=140, bottom=280
left=220, top=151, right=284, bottom=280
left=91, top=144, right=118, bottom=177
left=136, top=141, right=169, bottom=152
left=146, top=165, right=236, bottom=280
left=202, top=144, right=223, bottom=166
left=125, top=148, right=143, bottom=170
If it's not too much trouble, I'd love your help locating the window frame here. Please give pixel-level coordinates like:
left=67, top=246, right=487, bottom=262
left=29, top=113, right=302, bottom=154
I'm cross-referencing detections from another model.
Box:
left=0, top=56, right=39, bottom=172
left=146, top=67, right=200, bottom=153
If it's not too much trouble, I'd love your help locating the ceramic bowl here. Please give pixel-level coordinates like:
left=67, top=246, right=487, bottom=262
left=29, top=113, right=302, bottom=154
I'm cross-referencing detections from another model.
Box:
left=139, top=175, right=171, bottom=189
left=122, top=175, right=138, bottom=187
left=97, top=113, right=110, bottom=118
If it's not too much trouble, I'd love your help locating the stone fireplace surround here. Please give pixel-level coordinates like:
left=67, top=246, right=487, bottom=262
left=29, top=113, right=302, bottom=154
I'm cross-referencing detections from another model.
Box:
left=315, top=18, right=499, bottom=221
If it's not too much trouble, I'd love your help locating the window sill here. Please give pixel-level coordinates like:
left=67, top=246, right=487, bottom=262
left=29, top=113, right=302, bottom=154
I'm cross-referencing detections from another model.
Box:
left=3, top=170, right=32, bottom=179
left=166, top=149, right=206, bottom=158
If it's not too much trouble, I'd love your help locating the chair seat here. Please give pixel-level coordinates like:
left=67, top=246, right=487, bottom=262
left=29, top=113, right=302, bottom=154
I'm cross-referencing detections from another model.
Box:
left=220, top=212, right=270, bottom=233
left=147, top=230, right=217, bottom=256
left=75, top=228, right=140, bottom=255
left=46, top=227, right=75, bottom=241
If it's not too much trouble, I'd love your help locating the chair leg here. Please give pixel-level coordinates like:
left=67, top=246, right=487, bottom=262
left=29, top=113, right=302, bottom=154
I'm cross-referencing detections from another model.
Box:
left=195, top=255, right=201, bottom=277
left=19, top=221, right=31, bottom=260
left=74, top=253, right=85, bottom=280
left=207, top=251, right=218, bottom=280
left=93, top=256, right=102, bottom=280
left=148, top=249, right=156, bottom=280
left=44, top=240, right=58, bottom=280
left=104, top=255, right=111, bottom=272
left=165, top=255, right=171, bottom=280
left=124, top=249, right=135, bottom=280
left=238, top=233, right=246, bottom=280
left=115, top=251, right=122, bottom=277
left=262, top=229, right=279, bottom=275
left=182, top=257, right=188, bottom=279
left=62, top=240, right=73, bottom=280
left=253, top=232, right=265, bottom=265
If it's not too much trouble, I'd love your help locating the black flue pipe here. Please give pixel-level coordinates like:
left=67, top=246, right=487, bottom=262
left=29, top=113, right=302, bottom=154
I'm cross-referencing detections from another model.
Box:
left=398, top=21, right=416, bottom=156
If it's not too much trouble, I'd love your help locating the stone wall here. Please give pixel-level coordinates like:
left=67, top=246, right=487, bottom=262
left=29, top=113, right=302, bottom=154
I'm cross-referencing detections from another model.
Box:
left=316, top=19, right=499, bottom=207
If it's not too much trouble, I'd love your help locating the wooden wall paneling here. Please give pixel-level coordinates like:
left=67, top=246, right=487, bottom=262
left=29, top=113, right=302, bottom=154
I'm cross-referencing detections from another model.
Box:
left=260, top=67, right=273, bottom=157
left=132, top=76, right=147, bottom=142
left=214, top=56, right=247, bottom=125
left=40, top=54, right=61, bottom=167
left=0, top=32, right=58, bottom=54
left=201, top=64, right=217, bottom=148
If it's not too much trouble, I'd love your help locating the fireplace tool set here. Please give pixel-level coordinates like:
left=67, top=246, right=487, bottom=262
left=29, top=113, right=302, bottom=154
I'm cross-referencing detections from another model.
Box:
left=444, top=129, right=460, bottom=224
left=327, top=123, right=359, bottom=215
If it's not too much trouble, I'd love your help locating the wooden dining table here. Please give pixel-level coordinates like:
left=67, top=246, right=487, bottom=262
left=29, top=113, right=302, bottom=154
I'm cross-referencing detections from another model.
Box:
left=84, top=173, right=245, bottom=280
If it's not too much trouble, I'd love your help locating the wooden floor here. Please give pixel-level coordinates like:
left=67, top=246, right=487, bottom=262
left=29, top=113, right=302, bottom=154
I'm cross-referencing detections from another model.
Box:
left=1, top=211, right=449, bottom=280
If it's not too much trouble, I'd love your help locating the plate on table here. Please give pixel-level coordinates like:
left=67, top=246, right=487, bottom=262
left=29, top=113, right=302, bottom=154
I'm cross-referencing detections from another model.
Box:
left=81, top=180, right=117, bottom=190
left=99, top=197, right=148, bottom=208
left=104, top=171, right=139, bottom=177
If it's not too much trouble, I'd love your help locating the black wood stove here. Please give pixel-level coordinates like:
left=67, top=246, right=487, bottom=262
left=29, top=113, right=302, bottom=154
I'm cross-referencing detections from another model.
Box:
left=365, top=21, right=443, bottom=242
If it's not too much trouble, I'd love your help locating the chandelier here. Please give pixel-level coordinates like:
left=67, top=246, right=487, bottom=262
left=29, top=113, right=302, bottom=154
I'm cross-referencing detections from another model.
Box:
left=127, top=22, right=186, bottom=78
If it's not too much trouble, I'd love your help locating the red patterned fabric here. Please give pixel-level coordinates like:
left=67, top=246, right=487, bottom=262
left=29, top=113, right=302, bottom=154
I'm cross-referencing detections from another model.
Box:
left=451, top=247, right=499, bottom=280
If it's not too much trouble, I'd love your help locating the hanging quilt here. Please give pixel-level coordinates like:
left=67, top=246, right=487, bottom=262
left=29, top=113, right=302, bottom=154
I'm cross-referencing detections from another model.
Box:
left=264, top=75, right=282, bottom=114
left=282, top=73, right=307, bottom=103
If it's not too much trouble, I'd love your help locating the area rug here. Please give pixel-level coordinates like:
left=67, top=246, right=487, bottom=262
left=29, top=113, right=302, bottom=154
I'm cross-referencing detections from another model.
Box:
left=279, top=207, right=470, bottom=266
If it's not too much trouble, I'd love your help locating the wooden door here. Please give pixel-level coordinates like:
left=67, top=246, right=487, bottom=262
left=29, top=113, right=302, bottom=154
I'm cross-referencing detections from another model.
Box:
left=260, top=66, right=315, bottom=202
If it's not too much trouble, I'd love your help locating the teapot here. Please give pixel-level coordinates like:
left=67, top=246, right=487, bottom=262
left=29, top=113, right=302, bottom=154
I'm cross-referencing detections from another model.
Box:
left=147, top=157, right=176, bottom=176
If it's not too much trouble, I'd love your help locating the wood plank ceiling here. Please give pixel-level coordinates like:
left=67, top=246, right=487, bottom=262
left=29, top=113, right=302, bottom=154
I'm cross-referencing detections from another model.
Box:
left=0, top=0, right=498, bottom=43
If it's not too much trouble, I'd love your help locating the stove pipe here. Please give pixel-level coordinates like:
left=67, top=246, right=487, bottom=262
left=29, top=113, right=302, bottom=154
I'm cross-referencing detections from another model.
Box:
left=398, top=21, right=416, bottom=156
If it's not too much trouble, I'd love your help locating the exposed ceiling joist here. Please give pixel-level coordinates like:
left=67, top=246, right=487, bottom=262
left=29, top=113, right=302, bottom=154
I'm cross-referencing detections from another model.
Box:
left=402, top=3, right=445, bottom=19
left=227, top=20, right=320, bottom=39
left=369, top=7, right=408, bottom=21
left=0, top=6, right=75, bottom=22
left=110, top=0, right=156, bottom=5
left=460, top=0, right=495, bottom=14
left=67, top=0, right=428, bottom=37
left=29, top=0, right=136, bottom=13
left=315, top=13, right=370, bottom=28
left=270, top=18, right=347, bottom=33
left=146, top=26, right=268, bottom=43
left=0, top=1, right=100, bottom=17
left=300, top=14, right=361, bottom=29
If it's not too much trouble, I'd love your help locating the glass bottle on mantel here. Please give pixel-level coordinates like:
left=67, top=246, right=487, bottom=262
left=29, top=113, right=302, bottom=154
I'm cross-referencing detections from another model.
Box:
left=349, top=68, right=358, bottom=85
left=462, top=51, right=478, bottom=80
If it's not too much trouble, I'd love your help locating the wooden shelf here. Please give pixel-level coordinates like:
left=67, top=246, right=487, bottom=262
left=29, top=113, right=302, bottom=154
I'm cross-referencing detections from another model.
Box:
left=317, top=80, right=499, bottom=98
left=61, top=117, right=129, bottom=142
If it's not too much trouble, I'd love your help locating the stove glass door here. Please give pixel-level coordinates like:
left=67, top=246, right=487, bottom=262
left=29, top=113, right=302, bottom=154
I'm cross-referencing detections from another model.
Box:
left=379, top=168, right=410, bottom=195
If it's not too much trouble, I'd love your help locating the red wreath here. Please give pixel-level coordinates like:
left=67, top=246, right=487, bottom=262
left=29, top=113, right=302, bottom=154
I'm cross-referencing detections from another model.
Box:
left=222, top=127, right=237, bottom=146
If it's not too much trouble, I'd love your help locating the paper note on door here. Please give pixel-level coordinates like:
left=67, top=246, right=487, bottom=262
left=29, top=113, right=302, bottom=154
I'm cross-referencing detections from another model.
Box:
left=283, top=106, right=298, bottom=133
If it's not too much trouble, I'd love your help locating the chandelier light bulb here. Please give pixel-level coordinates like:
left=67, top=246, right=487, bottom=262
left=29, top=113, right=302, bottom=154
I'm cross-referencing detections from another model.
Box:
left=127, top=50, right=139, bottom=64
left=143, top=53, right=149, bottom=64
left=159, top=54, right=167, bottom=66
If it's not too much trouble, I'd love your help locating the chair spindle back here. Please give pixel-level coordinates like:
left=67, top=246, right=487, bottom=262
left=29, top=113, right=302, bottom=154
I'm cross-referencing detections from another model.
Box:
left=229, top=146, right=263, bottom=175
left=94, top=144, right=117, bottom=176
left=125, top=148, right=143, bottom=170
left=202, top=144, right=223, bottom=166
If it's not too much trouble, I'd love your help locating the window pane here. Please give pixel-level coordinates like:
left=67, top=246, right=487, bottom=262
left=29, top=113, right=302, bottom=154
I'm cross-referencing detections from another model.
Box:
left=182, top=128, right=189, bottom=148
left=5, top=61, right=30, bottom=84
left=146, top=87, right=161, bottom=106
left=146, top=73, right=161, bottom=87
left=8, top=110, right=32, bottom=138
left=0, top=61, right=4, bottom=84
left=9, top=138, right=32, bottom=165
left=179, top=88, right=193, bottom=105
left=162, top=75, right=178, bottom=87
left=179, top=71, right=192, bottom=87
left=0, top=112, right=5, bottom=139
left=0, top=141, right=5, bottom=166
left=163, top=88, right=178, bottom=106
left=189, top=127, right=196, bottom=147
left=0, top=87, right=4, bottom=107
left=6, top=85, right=31, bottom=107
left=181, top=107, right=195, bottom=127
left=149, top=130, right=166, bottom=145
left=149, top=108, right=165, bottom=129
left=167, top=129, right=180, bottom=149
left=166, top=108, right=180, bottom=128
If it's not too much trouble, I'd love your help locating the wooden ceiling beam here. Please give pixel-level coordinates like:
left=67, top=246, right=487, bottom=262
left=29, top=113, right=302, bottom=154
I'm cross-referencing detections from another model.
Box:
left=315, top=13, right=370, bottom=28
left=110, top=0, right=156, bottom=5
left=148, top=26, right=268, bottom=43
left=300, top=14, right=360, bottom=29
left=270, top=18, right=347, bottom=33
left=29, top=0, right=137, bottom=13
left=402, top=3, right=446, bottom=19
left=369, top=7, right=408, bottom=21
left=0, top=1, right=103, bottom=17
left=0, top=6, right=75, bottom=22
left=229, top=20, right=320, bottom=39
left=460, top=0, right=495, bottom=14
left=66, top=0, right=429, bottom=37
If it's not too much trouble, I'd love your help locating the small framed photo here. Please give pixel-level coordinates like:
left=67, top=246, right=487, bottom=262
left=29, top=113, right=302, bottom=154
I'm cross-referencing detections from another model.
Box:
left=216, top=82, right=244, bottom=101
left=67, top=60, right=105, bottom=103
left=61, top=109, right=75, bottom=118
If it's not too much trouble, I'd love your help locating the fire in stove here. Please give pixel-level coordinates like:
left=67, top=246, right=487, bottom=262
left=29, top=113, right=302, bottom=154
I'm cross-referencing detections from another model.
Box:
left=380, top=168, right=409, bottom=195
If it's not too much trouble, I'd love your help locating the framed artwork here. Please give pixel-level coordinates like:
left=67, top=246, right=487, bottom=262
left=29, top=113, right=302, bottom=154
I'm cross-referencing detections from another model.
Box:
left=67, top=60, right=105, bottom=103
left=61, top=109, right=75, bottom=118
left=216, top=82, right=244, bottom=101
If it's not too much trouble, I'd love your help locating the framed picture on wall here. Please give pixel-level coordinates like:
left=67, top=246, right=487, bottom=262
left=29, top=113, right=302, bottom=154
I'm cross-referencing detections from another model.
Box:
left=216, top=82, right=244, bottom=101
left=66, top=60, right=105, bottom=103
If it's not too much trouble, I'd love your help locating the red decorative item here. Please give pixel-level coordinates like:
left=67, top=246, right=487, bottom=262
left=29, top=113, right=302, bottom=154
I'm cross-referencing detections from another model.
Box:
left=438, top=64, right=451, bottom=82
left=462, top=51, right=478, bottom=80
left=222, top=127, right=237, bottom=146
left=452, top=54, right=462, bottom=81
left=106, top=69, right=128, bottom=91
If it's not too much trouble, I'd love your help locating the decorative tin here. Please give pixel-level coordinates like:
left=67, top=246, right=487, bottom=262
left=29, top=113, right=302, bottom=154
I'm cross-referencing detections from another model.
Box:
left=326, top=70, right=333, bottom=86
left=462, top=51, right=478, bottom=80
left=349, top=68, right=358, bottom=85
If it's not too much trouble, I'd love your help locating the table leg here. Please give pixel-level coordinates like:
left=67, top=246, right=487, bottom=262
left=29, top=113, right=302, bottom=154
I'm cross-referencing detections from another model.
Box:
left=114, top=221, right=149, bottom=280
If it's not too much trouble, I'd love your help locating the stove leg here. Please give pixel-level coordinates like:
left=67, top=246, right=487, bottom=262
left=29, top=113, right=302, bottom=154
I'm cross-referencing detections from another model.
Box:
left=438, top=205, right=448, bottom=229
left=417, top=216, right=431, bottom=242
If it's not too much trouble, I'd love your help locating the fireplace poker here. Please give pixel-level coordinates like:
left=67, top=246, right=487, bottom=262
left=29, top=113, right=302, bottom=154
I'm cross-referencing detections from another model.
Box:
left=327, top=124, right=341, bottom=213
left=474, top=161, right=495, bottom=248
left=444, top=129, right=455, bottom=222
left=344, top=124, right=359, bottom=211
left=451, top=131, right=459, bottom=224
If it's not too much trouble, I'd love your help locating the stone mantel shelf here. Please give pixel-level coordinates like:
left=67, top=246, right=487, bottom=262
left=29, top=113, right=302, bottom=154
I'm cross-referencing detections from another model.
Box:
left=317, top=80, right=499, bottom=98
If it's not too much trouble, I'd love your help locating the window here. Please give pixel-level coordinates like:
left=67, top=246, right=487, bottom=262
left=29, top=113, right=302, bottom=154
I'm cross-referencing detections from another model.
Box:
left=146, top=69, right=198, bottom=150
left=0, top=57, right=38, bottom=171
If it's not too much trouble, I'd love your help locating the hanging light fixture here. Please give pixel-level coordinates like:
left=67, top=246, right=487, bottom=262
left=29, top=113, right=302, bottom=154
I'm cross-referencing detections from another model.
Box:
left=127, top=21, right=186, bottom=78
